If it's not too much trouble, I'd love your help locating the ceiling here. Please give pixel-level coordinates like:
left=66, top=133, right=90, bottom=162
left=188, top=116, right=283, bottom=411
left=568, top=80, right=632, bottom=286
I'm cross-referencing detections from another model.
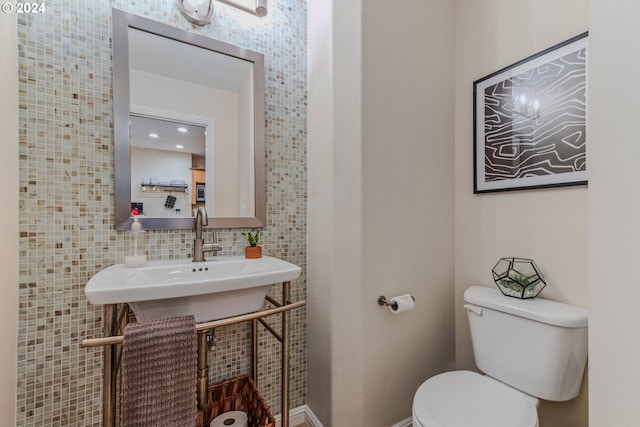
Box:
left=128, top=27, right=253, bottom=92
left=129, top=114, right=206, bottom=155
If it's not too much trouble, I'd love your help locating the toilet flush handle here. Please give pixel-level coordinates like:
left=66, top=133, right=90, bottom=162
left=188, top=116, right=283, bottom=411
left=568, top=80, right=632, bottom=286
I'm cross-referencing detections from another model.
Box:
left=464, top=303, right=483, bottom=316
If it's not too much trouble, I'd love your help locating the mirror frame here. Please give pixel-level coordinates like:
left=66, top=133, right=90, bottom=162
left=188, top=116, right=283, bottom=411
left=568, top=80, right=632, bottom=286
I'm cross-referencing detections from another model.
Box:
left=112, top=8, right=266, bottom=230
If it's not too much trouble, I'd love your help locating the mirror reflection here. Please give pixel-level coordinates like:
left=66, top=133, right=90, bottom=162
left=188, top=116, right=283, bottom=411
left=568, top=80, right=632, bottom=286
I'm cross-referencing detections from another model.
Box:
left=112, top=9, right=266, bottom=230
left=129, top=114, right=205, bottom=217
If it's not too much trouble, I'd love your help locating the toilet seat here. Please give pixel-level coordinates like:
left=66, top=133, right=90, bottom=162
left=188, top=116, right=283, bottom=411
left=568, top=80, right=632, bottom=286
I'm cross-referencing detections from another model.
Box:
left=412, top=370, right=538, bottom=427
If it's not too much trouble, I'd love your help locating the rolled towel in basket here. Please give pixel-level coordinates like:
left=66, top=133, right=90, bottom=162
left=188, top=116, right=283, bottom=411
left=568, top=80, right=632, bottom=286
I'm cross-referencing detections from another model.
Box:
left=121, top=315, right=197, bottom=427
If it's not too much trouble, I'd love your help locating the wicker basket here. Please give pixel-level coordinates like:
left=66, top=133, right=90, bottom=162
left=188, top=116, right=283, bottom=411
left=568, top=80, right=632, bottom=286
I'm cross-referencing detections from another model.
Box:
left=199, top=375, right=275, bottom=427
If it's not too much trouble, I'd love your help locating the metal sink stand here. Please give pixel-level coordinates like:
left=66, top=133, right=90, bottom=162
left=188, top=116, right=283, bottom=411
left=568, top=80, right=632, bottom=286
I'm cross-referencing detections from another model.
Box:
left=82, top=281, right=304, bottom=427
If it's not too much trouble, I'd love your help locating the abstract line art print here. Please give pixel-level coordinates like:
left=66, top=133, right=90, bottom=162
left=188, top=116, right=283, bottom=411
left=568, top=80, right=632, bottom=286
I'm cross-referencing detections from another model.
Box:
left=473, top=32, right=588, bottom=193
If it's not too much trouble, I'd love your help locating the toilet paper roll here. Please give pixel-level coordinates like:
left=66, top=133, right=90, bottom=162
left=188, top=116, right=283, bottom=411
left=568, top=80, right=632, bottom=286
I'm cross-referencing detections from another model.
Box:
left=389, top=294, right=415, bottom=314
left=210, top=411, right=248, bottom=427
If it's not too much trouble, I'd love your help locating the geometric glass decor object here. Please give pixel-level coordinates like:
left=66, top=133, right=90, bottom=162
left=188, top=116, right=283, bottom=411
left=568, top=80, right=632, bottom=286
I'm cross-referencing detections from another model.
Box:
left=492, top=257, right=546, bottom=299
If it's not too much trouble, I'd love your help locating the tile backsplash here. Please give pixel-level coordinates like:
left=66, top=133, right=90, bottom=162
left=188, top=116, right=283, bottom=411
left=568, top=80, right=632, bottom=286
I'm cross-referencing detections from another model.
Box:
left=16, top=0, right=307, bottom=425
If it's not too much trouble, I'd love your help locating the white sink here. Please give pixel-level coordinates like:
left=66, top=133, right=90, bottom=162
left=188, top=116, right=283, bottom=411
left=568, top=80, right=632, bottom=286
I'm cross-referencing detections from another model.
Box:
left=85, top=256, right=301, bottom=322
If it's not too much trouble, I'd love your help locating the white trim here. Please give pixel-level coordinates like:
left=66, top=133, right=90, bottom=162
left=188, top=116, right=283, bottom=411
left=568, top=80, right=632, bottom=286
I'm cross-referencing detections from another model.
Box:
left=302, top=405, right=323, bottom=427
left=274, top=405, right=313, bottom=427
left=273, top=405, right=305, bottom=427
left=274, top=406, right=411, bottom=427
left=390, top=417, right=412, bottom=427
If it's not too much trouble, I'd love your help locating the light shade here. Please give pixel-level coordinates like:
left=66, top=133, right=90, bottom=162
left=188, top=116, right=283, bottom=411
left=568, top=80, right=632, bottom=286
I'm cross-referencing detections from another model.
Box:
left=177, top=0, right=215, bottom=25
left=255, top=0, right=267, bottom=16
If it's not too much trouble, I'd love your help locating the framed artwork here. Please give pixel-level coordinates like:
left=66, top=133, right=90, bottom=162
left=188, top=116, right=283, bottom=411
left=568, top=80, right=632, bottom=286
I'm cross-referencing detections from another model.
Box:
left=473, top=32, right=588, bottom=193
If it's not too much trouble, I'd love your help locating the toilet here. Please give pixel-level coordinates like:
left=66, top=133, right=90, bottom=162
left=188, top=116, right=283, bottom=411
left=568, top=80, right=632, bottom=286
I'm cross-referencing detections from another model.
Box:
left=412, top=285, right=588, bottom=427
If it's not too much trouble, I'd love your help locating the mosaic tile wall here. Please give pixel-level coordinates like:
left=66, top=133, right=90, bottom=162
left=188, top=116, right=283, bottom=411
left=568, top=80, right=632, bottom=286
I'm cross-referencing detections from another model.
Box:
left=16, top=0, right=307, bottom=425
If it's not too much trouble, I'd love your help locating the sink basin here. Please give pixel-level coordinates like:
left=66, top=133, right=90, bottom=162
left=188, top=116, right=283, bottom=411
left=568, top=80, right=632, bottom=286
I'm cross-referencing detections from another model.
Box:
left=85, top=256, right=301, bottom=322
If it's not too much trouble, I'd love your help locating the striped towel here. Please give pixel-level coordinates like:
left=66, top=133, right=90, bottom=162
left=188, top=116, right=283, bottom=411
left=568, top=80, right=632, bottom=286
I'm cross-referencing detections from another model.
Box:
left=121, top=315, right=197, bottom=427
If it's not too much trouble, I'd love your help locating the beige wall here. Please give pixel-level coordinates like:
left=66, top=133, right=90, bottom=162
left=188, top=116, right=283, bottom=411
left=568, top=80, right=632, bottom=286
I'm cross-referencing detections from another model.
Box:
left=310, top=2, right=640, bottom=426
left=588, top=0, right=640, bottom=424
left=305, top=0, right=333, bottom=421
left=307, top=1, right=455, bottom=425
left=307, top=0, right=365, bottom=424
left=454, top=1, right=589, bottom=426
left=361, top=0, right=455, bottom=423
left=0, top=11, right=18, bottom=426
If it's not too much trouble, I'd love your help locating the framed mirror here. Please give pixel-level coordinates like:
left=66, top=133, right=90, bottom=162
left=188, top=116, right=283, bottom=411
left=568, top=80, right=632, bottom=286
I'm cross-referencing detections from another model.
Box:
left=112, top=8, right=266, bottom=230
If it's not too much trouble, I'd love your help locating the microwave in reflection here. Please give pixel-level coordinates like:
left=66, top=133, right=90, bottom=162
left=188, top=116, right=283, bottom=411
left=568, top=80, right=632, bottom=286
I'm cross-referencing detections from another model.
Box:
left=195, top=182, right=206, bottom=202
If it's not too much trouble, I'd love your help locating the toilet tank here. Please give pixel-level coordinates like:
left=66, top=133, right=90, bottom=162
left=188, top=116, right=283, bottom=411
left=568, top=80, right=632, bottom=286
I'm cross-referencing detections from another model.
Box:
left=464, top=286, right=588, bottom=401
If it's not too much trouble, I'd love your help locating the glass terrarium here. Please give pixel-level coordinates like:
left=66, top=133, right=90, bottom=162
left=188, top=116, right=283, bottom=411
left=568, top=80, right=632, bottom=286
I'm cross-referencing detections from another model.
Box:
left=492, top=257, right=546, bottom=299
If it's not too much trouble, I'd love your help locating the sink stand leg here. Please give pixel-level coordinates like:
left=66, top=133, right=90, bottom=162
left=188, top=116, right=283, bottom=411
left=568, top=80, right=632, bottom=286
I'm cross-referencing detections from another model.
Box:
left=103, top=304, right=118, bottom=427
left=197, top=330, right=209, bottom=411
left=251, top=319, right=258, bottom=382
left=282, top=281, right=291, bottom=427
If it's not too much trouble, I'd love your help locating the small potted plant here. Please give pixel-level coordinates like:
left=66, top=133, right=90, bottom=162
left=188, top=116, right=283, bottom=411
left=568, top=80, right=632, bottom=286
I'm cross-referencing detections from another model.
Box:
left=243, top=230, right=262, bottom=259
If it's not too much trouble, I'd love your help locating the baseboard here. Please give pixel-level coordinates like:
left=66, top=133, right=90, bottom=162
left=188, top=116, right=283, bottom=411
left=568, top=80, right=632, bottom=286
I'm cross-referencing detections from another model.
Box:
left=302, top=405, right=323, bottom=427
left=274, top=405, right=312, bottom=427
left=275, top=406, right=411, bottom=427
left=390, top=417, right=412, bottom=427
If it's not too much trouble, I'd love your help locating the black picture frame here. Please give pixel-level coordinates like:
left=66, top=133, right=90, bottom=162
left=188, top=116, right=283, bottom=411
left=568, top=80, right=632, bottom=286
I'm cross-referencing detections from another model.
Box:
left=473, top=32, right=588, bottom=194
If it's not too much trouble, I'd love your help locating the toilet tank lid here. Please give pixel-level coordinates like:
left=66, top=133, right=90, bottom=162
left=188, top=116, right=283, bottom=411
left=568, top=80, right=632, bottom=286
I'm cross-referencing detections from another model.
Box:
left=464, top=286, right=588, bottom=328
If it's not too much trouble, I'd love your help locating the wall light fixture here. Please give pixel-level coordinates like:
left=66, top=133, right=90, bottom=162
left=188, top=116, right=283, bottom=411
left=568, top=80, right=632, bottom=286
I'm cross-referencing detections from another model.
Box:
left=219, top=0, right=267, bottom=17
left=177, top=0, right=267, bottom=25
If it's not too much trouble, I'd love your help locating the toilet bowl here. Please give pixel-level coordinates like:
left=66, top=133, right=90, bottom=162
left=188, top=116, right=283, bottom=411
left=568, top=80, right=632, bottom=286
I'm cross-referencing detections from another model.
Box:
left=412, top=371, right=538, bottom=427
left=411, top=286, right=588, bottom=427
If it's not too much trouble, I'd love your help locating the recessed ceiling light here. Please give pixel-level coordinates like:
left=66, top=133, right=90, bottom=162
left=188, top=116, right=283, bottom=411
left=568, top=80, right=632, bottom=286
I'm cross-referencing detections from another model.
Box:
left=175, top=144, right=185, bottom=149
left=177, top=127, right=188, bottom=133
left=149, top=133, right=159, bottom=138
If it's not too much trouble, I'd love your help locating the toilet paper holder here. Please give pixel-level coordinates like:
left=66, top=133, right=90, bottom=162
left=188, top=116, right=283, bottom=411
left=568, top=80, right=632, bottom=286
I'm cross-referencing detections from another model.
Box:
left=378, top=295, right=415, bottom=310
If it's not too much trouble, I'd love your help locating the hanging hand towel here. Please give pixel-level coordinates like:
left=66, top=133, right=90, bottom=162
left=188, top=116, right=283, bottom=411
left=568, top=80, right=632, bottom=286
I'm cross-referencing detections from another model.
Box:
left=121, top=315, right=197, bottom=427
